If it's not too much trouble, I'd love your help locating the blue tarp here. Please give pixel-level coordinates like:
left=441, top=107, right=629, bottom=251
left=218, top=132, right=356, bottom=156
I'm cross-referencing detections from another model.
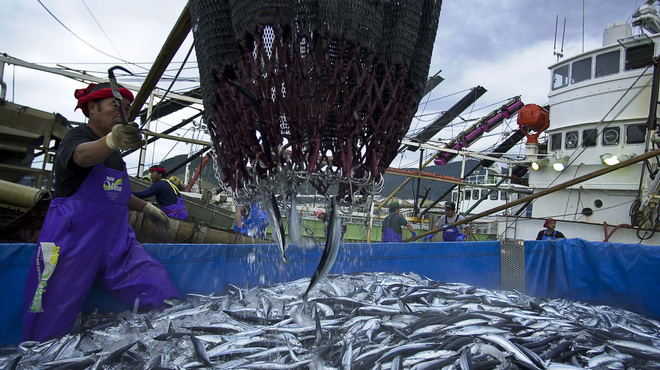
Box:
left=525, top=238, right=660, bottom=320
left=1, top=239, right=658, bottom=346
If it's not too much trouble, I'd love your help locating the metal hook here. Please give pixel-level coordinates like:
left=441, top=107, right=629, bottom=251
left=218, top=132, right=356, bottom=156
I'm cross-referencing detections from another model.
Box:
left=107, top=65, right=134, bottom=125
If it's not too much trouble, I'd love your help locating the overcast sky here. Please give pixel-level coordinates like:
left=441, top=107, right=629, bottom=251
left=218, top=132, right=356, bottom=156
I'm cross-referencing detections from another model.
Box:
left=0, top=0, right=648, bottom=174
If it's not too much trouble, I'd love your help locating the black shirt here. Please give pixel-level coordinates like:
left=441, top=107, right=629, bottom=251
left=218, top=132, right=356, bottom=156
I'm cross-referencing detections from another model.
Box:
left=54, top=125, right=126, bottom=198
left=536, top=229, right=566, bottom=240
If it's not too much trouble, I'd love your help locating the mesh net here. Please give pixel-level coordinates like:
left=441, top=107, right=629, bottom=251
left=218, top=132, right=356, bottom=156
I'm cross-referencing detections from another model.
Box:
left=190, top=0, right=442, bottom=204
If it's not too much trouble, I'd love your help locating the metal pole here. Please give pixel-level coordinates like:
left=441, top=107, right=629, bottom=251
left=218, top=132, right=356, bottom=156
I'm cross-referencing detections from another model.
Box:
left=414, top=149, right=423, bottom=216
left=137, top=93, right=154, bottom=177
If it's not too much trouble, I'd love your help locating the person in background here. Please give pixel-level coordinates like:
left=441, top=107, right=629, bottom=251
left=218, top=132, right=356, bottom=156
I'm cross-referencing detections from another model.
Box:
left=22, top=82, right=180, bottom=342
left=381, top=202, right=416, bottom=242
left=133, top=165, right=189, bottom=221
left=234, top=202, right=268, bottom=238
left=536, top=218, right=566, bottom=240
left=315, top=209, right=347, bottom=238
left=435, top=201, right=471, bottom=241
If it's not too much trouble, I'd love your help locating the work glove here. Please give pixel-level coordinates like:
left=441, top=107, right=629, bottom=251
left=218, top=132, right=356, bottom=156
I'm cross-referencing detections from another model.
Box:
left=411, top=232, right=417, bottom=238
left=455, top=233, right=467, bottom=241
left=441, top=224, right=449, bottom=231
left=106, top=122, right=145, bottom=150
left=423, top=234, right=434, bottom=242
left=143, top=203, right=170, bottom=233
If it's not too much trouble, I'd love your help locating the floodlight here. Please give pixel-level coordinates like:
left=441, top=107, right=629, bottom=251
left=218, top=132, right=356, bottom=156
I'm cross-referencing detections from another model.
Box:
left=531, top=158, right=550, bottom=171
left=600, top=153, right=620, bottom=166
left=552, top=156, right=570, bottom=171
left=601, top=153, right=634, bottom=166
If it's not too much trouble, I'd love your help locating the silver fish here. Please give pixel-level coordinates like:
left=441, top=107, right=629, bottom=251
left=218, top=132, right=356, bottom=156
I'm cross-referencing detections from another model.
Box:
left=4, top=272, right=660, bottom=369
left=302, top=198, right=341, bottom=301
left=287, top=192, right=316, bottom=250
left=262, top=192, right=287, bottom=262
left=39, top=355, right=96, bottom=369
left=479, top=334, right=543, bottom=370
left=190, top=334, right=213, bottom=366
left=608, top=339, right=660, bottom=358
left=341, top=338, right=353, bottom=369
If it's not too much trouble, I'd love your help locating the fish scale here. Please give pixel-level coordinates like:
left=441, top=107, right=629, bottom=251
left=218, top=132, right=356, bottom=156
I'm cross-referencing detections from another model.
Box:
left=2, top=272, right=660, bottom=369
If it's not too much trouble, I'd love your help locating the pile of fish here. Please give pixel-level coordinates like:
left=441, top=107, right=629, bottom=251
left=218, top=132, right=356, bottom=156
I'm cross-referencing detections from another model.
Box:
left=2, top=271, right=660, bottom=369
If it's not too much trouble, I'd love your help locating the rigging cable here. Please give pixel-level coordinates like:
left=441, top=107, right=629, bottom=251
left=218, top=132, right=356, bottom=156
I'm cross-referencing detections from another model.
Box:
left=37, top=0, right=133, bottom=65
left=80, top=0, right=130, bottom=69
left=143, top=42, right=196, bottom=126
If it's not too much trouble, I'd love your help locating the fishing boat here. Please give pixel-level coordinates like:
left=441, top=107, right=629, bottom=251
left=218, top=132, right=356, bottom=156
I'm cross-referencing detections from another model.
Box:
left=489, top=3, right=660, bottom=244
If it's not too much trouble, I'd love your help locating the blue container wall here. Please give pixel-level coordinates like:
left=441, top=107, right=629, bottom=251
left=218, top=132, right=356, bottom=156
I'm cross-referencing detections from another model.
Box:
left=525, top=239, right=660, bottom=319
left=1, top=239, right=658, bottom=346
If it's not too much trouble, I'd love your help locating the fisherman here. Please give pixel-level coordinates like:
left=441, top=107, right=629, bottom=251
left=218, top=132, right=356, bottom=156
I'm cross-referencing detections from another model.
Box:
left=536, top=218, right=566, bottom=240
left=315, top=210, right=328, bottom=234
left=381, top=202, right=416, bottom=242
left=234, top=202, right=268, bottom=238
left=21, top=82, right=180, bottom=342
left=315, top=209, right=347, bottom=238
left=435, top=201, right=471, bottom=241
left=133, top=165, right=189, bottom=221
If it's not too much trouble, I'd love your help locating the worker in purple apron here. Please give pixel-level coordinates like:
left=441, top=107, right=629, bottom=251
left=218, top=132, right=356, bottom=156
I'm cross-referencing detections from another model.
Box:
left=381, top=202, right=416, bottom=242
left=435, top=201, right=471, bottom=241
left=536, top=218, right=566, bottom=240
left=22, top=82, right=180, bottom=342
left=133, top=165, right=189, bottom=221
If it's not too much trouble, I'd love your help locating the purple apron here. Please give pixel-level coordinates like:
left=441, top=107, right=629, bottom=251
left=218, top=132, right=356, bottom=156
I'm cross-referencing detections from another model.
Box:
left=162, top=197, right=189, bottom=221
left=381, top=228, right=403, bottom=242
left=441, top=215, right=461, bottom=241
left=381, top=214, right=403, bottom=243
left=442, top=226, right=461, bottom=241
left=22, top=164, right=180, bottom=342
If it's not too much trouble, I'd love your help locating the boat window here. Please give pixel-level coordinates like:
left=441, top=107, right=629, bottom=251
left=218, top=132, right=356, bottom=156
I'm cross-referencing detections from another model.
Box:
left=473, top=191, right=479, bottom=200
left=489, top=191, right=498, bottom=200
left=602, top=127, right=620, bottom=146
left=626, top=44, right=654, bottom=70
left=626, top=124, right=647, bottom=144
left=465, top=190, right=471, bottom=199
left=550, top=133, right=562, bottom=151
left=452, top=192, right=458, bottom=202
left=595, top=50, right=620, bottom=78
left=571, top=57, right=592, bottom=83
left=582, top=129, right=598, bottom=147
left=552, top=65, right=569, bottom=90
left=565, top=131, right=579, bottom=149
left=500, top=191, right=507, bottom=201
left=481, top=189, right=488, bottom=198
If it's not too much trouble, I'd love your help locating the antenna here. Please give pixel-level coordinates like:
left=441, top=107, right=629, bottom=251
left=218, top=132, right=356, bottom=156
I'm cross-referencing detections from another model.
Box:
left=553, top=15, right=566, bottom=62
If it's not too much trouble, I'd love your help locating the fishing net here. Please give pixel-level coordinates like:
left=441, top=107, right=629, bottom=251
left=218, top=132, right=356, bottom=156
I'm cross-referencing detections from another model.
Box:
left=190, top=0, right=442, bottom=205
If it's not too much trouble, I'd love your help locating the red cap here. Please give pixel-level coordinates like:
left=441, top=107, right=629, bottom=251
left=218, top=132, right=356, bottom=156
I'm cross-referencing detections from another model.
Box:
left=74, top=83, right=134, bottom=117
left=315, top=210, right=324, bottom=218
left=543, top=218, right=556, bottom=227
left=149, top=165, right=167, bottom=174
